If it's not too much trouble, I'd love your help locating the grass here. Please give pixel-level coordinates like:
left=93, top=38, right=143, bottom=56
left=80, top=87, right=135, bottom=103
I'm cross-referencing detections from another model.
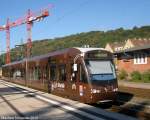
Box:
left=118, top=70, right=150, bottom=83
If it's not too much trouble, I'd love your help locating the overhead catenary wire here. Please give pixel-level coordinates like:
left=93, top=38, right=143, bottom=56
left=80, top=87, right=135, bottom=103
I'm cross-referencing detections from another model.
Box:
left=51, top=0, right=92, bottom=26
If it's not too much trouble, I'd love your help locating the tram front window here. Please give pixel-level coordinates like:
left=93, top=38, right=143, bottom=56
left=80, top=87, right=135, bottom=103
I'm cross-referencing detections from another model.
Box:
left=86, top=60, right=116, bottom=81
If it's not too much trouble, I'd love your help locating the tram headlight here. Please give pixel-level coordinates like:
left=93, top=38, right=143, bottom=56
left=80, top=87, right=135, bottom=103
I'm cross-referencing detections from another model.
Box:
left=92, top=89, right=97, bottom=93
left=91, top=89, right=100, bottom=93
left=113, top=88, right=118, bottom=92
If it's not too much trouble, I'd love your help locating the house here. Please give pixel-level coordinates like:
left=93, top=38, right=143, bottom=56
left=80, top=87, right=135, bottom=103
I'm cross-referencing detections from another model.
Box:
left=105, top=42, right=125, bottom=53
left=105, top=38, right=150, bottom=53
left=124, top=38, right=150, bottom=49
left=114, top=38, right=150, bottom=73
left=105, top=42, right=125, bottom=70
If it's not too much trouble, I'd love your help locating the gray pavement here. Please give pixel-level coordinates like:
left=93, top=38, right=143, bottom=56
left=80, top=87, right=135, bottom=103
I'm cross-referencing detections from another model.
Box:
left=0, top=79, right=137, bottom=120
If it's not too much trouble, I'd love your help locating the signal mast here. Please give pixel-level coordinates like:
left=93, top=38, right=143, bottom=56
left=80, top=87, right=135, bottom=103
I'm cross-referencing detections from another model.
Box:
left=0, top=5, right=51, bottom=64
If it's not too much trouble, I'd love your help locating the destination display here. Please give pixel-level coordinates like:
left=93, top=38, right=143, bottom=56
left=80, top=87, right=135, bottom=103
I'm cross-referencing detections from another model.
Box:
left=86, top=51, right=110, bottom=59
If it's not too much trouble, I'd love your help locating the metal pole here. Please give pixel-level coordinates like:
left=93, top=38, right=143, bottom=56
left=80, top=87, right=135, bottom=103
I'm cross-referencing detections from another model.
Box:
left=6, top=18, right=10, bottom=64
left=27, top=9, right=32, bottom=58
left=25, top=9, right=32, bottom=86
left=25, top=57, right=28, bottom=86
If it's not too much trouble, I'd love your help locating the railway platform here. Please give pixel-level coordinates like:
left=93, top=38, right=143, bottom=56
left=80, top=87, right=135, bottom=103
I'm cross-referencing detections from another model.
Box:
left=0, top=79, right=137, bottom=120
left=118, top=80, right=150, bottom=89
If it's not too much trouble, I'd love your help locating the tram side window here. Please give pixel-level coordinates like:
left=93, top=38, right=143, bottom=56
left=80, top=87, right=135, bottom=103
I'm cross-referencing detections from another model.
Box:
left=39, top=67, right=42, bottom=80
left=80, top=65, right=87, bottom=83
left=46, top=66, right=49, bottom=80
left=50, top=65, right=57, bottom=81
left=59, top=65, right=66, bottom=81
left=21, top=69, right=25, bottom=78
left=33, top=66, right=40, bottom=80
left=43, top=66, right=47, bottom=79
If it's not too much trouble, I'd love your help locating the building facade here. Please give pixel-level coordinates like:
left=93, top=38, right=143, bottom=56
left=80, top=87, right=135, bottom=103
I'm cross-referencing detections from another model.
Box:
left=105, top=38, right=150, bottom=73
left=115, top=45, right=150, bottom=73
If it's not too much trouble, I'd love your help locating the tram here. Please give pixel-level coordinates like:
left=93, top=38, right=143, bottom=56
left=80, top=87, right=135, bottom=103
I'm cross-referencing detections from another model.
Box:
left=2, top=47, right=118, bottom=103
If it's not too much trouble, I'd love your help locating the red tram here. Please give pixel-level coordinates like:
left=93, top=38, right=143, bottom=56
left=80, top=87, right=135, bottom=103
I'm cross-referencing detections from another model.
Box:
left=2, top=47, right=118, bottom=103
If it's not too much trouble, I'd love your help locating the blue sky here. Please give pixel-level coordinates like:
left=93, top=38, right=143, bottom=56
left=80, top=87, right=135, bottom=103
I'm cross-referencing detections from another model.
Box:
left=0, top=0, right=150, bottom=53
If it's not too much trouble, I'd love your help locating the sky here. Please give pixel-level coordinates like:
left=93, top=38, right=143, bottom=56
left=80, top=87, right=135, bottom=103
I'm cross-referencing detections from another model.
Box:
left=0, top=0, right=150, bottom=53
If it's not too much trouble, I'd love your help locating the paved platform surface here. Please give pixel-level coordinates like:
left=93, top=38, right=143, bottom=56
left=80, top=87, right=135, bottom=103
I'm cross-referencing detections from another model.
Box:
left=0, top=79, right=137, bottom=120
left=118, top=80, right=150, bottom=89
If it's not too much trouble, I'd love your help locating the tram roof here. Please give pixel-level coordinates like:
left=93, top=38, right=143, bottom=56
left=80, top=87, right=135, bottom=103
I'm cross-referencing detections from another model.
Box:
left=74, top=47, right=106, bottom=53
left=2, top=47, right=107, bottom=67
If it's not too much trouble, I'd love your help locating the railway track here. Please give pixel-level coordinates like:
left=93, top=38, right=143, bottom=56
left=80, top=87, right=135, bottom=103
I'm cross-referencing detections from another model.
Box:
left=93, top=92, right=150, bottom=120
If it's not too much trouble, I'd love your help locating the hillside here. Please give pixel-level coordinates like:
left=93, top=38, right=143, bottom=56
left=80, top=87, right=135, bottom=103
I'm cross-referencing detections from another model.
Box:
left=0, top=26, right=150, bottom=65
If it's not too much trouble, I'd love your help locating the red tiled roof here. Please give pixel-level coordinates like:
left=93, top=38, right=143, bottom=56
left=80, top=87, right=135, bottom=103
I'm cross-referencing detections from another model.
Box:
left=115, top=44, right=150, bottom=53
left=131, top=38, right=150, bottom=47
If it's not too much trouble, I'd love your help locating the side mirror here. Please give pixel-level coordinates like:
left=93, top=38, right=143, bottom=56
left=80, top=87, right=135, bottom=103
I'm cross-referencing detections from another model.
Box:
left=73, top=64, right=77, bottom=72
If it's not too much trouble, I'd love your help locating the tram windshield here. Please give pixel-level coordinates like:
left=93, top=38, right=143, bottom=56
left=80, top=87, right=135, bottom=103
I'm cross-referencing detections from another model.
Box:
left=86, top=60, right=116, bottom=81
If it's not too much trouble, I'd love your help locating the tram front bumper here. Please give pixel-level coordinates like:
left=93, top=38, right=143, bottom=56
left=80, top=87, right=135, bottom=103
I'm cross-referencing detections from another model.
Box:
left=90, top=91, right=118, bottom=103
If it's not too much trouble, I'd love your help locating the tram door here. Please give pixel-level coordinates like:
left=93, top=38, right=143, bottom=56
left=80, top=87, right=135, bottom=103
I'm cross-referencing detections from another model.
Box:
left=67, top=63, right=79, bottom=101
left=47, top=64, right=51, bottom=93
left=78, top=64, right=89, bottom=103
left=69, top=64, right=88, bottom=102
left=48, top=64, right=57, bottom=93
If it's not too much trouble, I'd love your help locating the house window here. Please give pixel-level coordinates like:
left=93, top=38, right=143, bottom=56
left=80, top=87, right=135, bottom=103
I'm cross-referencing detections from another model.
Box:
left=134, top=53, right=147, bottom=64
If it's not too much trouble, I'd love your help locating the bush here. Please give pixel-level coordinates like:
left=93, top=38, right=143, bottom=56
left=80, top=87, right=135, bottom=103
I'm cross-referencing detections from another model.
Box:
left=130, top=71, right=141, bottom=81
left=118, top=70, right=128, bottom=80
left=142, top=70, right=150, bottom=83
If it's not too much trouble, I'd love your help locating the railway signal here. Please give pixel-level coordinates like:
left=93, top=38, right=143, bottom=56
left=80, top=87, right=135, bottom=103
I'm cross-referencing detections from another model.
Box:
left=0, top=5, right=52, bottom=64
